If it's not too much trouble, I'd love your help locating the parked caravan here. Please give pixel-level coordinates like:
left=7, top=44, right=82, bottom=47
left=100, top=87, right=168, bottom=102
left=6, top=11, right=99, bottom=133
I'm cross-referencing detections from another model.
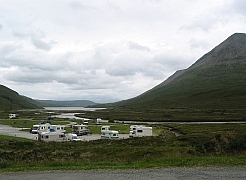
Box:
left=38, top=132, right=66, bottom=142
left=101, top=126, right=119, bottom=139
left=72, top=124, right=89, bottom=136
left=37, top=123, right=51, bottom=134
left=50, top=125, right=66, bottom=133
left=129, top=125, right=152, bottom=137
left=83, top=119, right=89, bottom=125
left=67, top=133, right=81, bottom=141
left=96, top=118, right=109, bottom=124
left=9, top=114, right=18, bottom=119
left=101, top=125, right=110, bottom=132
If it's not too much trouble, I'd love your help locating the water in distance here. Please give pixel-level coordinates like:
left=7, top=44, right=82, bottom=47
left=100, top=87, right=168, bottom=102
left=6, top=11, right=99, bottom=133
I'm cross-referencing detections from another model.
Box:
left=44, top=107, right=105, bottom=111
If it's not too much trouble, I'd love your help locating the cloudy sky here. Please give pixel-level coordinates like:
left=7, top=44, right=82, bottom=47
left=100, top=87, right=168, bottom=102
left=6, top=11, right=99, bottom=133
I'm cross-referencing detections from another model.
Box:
left=0, top=0, right=246, bottom=103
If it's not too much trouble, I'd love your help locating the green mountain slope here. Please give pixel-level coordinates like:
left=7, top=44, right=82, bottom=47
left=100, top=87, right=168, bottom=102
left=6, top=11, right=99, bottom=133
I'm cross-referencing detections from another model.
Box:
left=0, top=85, right=41, bottom=110
left=113, top=33, right=246, bottom=110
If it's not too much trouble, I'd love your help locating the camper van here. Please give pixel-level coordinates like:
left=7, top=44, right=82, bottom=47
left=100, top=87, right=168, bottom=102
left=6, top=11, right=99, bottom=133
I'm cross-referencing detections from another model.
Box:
left=72, top=124, right=89, bottom=136
left=129, top=125, right=152, bottom=137
left=83, top=119, right=89, bottom=125
left=101, top=126, right=119, bottom=139
left=50, top=125, right=66, bottom=133
left=37, top=123, right=51, bottom=134
left=38, top=132, right=66, bottom=142
left=9, top=114, right=18, bottom=119
left=96, top=118, right=109, bottom=124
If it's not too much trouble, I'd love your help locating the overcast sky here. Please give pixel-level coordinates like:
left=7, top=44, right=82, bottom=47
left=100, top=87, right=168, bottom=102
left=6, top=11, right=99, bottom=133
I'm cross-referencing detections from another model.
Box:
left=0, top=0, right=246, bottom=103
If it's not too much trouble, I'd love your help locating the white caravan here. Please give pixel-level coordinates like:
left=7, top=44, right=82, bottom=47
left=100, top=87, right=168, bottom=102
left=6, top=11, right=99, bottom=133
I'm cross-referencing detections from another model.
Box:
left=72, top=124, right=89, bottom=136
left=96, top=118, right=109, bottom=124
left=129, top=125, right=152, bottom=137
left=67, top=133, right=81, bottom=141
left=38, top=132, right=66, bottom=142
left=9, top=114, right=17, bottom=119
left=37, top=123, right=66, bottom=134
left=37, top=123, right=51, bottom=134
left=50, top=125, right=66, bottom=133
left=101, top=126, right=119, bottom=139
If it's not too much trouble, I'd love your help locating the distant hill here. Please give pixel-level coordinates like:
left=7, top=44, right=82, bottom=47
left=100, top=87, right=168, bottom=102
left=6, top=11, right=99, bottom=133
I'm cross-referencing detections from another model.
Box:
left=110, top=33, right=246, bottom=110
left=0, top=85, right=41, bottom=110
left=36, top=100, right=98, bottom=107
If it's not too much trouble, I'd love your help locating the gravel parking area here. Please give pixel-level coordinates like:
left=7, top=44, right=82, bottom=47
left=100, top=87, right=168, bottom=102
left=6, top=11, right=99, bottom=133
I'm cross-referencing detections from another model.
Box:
left=0, top=124, right=38, bottom=140
left=0, top=124, right=129, bottom=141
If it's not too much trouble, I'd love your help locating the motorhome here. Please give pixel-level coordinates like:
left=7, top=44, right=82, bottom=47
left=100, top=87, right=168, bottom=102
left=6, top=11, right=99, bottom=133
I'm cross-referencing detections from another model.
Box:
left=38, top=132, right=66, bottom=142
left=67, top=133, right=81, bottom=141
left=37, top=123, right=51, bottom=134
left=96, top=118, right=109, bottom=124
left=101, top=126, right=119, bottom=139
left=129, top=125, right=152, bottom=137
left=9, top=114, right=18, bottom=119
left=83, top=119, right=89, bottom=125
left=72, top=124, right=89, bottom=136
left=50, top=125, right=66, bottom=133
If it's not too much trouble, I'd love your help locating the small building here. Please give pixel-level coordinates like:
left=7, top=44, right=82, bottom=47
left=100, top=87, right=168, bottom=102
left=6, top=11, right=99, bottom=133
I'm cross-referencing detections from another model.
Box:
left=72, top=124, right=89, bottom=136
left=38, top=132, right=66, bottom=142
left=129, top=125, right=152, bottom=137
left=101, top=126, right=119, bottom=139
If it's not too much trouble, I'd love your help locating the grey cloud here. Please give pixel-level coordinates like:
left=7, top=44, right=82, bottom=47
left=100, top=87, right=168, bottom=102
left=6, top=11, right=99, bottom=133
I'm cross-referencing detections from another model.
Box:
left=189, top=39, right=210, bottom=50
left=68, top=1, right=97, bottom=10
left=31, top=37, right=54, bottom=51
left=3, top=68, right=53, bottom=84
left=106, top=66, right=137, bottom=77
left=128, top=42, right=150, bottom=51
left=12, top=31, right=31, bottom=38
left=0, top=23, right=2, bottom=30
left=230, top=0, right=246, bottom=16
left=153, top=53, right=192, bottom=72
left=0, top=44, right=21, bottom=56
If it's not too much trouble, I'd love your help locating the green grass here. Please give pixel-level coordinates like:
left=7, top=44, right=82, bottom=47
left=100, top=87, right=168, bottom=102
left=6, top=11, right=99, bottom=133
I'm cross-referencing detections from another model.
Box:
left=0, top=135, right=33, bottom=142
left=0, top=123, right=246, bottom=172
left=2, top=156, right=246, bottom=172
left=0, top=108, right=245, bottom=172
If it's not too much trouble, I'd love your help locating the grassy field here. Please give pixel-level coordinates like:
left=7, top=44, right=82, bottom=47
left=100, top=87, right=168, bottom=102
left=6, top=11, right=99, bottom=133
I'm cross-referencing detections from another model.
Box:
left=76, top=108, right=246, bottom=122
left=0, top=120, right=245, bottom=172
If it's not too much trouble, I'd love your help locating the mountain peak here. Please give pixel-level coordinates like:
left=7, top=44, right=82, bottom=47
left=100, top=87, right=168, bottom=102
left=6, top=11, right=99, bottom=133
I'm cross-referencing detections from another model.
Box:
left=191, top=33, right=246, bottom=69
left=113, top=33, right=246, bottom=110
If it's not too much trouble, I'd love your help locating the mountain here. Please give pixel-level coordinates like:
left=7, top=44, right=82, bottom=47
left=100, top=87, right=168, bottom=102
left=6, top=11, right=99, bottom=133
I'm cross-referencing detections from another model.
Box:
left=112, top=33, right=246, bottom=110
left=36, top=100, right=98, bottom=107
left=0, top=85, right=42, bottom=110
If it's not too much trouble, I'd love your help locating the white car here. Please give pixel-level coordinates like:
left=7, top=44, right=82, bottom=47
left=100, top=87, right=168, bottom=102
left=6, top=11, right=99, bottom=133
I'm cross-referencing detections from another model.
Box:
left=67, top=133, right=81, bottom=141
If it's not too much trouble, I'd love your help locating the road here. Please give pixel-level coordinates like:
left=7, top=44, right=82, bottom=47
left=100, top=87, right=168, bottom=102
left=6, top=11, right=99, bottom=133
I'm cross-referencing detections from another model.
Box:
left=0, top=167, right=246, bottom=180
